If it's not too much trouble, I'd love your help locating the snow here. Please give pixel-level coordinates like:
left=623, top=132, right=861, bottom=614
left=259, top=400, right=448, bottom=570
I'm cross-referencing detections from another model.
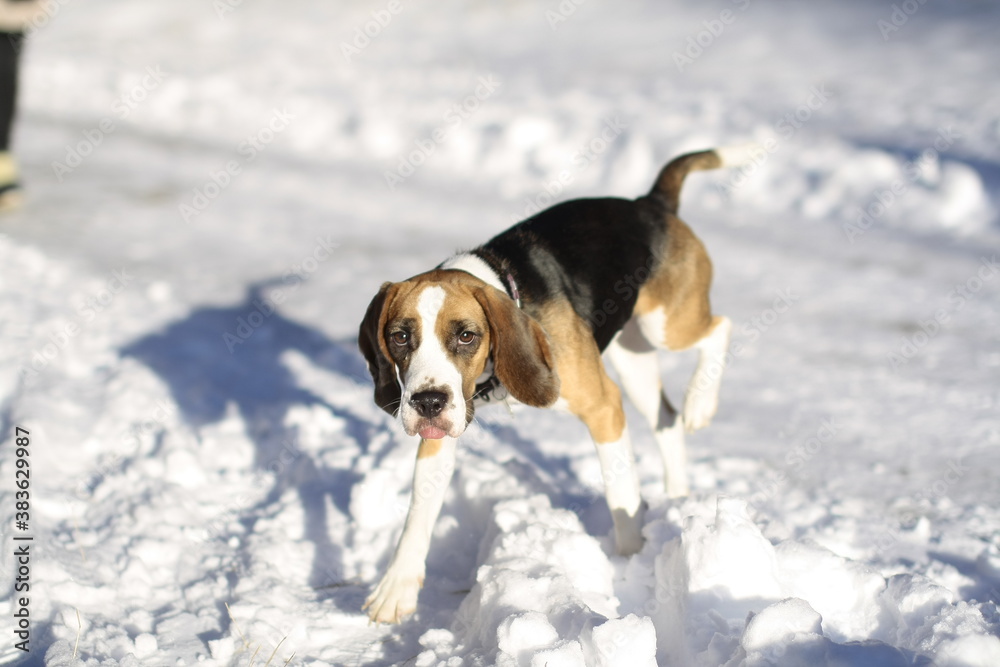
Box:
left=1, top=0, right=999, bottom=665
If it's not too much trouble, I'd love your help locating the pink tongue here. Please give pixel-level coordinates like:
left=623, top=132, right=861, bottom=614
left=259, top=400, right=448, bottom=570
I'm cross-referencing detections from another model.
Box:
left=419, top=426, right=447, bottom=440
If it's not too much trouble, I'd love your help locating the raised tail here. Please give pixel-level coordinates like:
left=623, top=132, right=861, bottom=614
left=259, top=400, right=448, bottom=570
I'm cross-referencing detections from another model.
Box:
left=649, top=143, right=762, bottom=212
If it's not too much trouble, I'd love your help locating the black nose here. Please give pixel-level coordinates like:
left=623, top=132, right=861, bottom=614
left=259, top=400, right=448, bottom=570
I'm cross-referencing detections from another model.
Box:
left=410, top=391, right=448, bottom=418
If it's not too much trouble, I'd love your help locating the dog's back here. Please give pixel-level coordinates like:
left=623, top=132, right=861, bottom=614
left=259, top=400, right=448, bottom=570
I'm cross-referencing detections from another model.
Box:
left=472, top=148, right=740, bottom=350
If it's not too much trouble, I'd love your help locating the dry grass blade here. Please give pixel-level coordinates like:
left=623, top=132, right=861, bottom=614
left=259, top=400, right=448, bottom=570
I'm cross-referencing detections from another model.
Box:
left=225, top=602, right=251, bottom=650
left=263, top=636, right=287, bottom=666
left=73, top=609, right=82, bottom=658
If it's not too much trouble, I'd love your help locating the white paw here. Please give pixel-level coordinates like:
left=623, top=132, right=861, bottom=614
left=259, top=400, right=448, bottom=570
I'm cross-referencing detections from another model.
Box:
left=616, top=528, right=644, bottom=557
left=611, top=506, right=645, bottom=556
left=683, top=388, right=718, bottom=433
left=664, top=474, right=690, bottom=499
left=363, top=569, right=424, bottom=624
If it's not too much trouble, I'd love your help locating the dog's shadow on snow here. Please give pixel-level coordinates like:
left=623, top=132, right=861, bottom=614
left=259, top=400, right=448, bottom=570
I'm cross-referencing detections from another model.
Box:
left=120, top=280, right=373, bottom=593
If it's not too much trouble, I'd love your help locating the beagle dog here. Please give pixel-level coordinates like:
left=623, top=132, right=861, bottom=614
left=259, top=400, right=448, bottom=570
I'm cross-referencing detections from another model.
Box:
left=358, top=145, right=755, bottom=623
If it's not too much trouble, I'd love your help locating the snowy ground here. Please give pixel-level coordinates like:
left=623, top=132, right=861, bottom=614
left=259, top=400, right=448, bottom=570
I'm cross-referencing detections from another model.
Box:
left=1, top=0, right=999, bottom=665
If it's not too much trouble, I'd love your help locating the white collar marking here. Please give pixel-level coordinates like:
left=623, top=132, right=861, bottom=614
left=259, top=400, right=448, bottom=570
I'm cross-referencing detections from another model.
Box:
left=440, top=253, right=506, bottom=294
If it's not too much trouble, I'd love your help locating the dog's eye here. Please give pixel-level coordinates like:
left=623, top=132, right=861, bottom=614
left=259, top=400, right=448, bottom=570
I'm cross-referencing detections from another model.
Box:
left=457, top=331, right=477, bottom=345
left=389, top=331, right=409, bottom=346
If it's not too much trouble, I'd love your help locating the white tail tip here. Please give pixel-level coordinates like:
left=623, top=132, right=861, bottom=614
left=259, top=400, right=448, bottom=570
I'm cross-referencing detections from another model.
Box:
left=714, top=143, right=767, bottom=168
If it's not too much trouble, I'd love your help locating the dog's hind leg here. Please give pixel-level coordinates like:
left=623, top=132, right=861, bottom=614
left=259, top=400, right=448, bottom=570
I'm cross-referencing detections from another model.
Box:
left=606, top=319, right=689, bottom=498
left=632, top=217, right=732, bottom=435
left=680, top=314, right=732, bottom=433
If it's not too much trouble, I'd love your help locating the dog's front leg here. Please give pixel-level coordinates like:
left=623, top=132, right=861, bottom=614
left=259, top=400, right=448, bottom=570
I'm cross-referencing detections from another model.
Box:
left=595, top=426, right=645, bottom=555
left=364, top=436, right=457, bottom=624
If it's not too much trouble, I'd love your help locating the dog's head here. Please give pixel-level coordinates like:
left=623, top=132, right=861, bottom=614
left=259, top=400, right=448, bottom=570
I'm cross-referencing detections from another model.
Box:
left=358, top=270, right=559, bottom=439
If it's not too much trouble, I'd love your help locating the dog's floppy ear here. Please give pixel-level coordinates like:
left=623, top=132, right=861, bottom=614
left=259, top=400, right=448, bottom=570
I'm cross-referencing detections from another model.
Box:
left=358, top=282, right=402, bottom=416
left=475, top=286, right=560, bottom=407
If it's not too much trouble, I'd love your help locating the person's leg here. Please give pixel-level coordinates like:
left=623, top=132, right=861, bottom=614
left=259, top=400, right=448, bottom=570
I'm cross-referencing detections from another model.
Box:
left=0, top=32, right=20, bottom=150
left=0, top=31, right=22, bottom=203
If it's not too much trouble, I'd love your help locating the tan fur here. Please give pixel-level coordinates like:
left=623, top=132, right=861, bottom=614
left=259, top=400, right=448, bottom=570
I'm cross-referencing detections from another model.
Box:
left=383, top=271, right=493, bottom=389
left=536, top=301, right=626, bottom=444
left=363, top=268, right=559, bottom=427
left=634, top=214, right=716, bottom=351
left=417, top=438, right=443, bottom=459
left=650, top=150, right=723, bottom=213
left=475, top=286, right=559, bottom=408
left=431, top=279, right=495, bottom=402
left=404, top=270, right=559, bottom=409
left=436, top=294, right=490, bottom=399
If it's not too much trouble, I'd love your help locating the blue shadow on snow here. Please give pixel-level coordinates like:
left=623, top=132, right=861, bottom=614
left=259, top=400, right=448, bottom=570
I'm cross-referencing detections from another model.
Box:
left=120, top=280, right=373, bottom=593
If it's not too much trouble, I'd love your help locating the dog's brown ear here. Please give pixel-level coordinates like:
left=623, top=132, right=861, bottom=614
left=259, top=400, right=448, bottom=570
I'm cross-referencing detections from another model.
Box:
left=475, top=286, right=560, bottom=407
left=358, top=282, right=402, bottom=416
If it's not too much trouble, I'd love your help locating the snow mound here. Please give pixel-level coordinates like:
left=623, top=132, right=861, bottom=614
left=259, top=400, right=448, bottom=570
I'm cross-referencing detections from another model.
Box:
left=404, top=495, right=1000, bottom=666
left=417, top=494, right=658, bottom=667
left=630, top=496, right=1000, bottom=666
